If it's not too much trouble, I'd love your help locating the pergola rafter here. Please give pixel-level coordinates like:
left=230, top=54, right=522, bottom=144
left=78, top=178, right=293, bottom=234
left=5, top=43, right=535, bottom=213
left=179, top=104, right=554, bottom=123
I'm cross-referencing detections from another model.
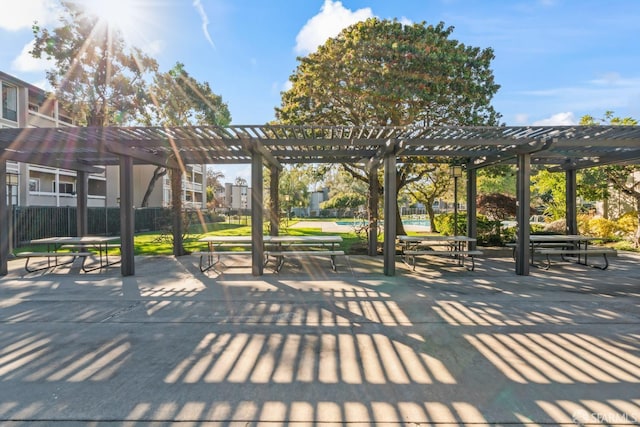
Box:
left=1, top=124, right=639, bottom=277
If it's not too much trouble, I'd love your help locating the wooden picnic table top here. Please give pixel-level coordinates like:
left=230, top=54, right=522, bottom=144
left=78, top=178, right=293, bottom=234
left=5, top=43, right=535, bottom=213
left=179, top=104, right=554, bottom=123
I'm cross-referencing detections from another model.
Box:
left=31, top=236, right=120, bottom=245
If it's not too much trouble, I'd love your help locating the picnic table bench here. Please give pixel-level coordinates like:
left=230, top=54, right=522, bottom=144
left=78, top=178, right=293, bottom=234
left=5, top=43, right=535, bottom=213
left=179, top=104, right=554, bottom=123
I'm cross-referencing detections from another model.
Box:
left=197, top=235, right=345, bottom=273
left=508, top=235, right=613, bottom=269
left=263, top=236, right=344, bottom=272
left=196, top=236, right=254, bottom=272
left=21, top=236, right=121, bottom=273
left=15, top=251, right=92, bottom=273
left=536, top=247, right=617, bottom=270
left=398, top=235, right=482, bottom=271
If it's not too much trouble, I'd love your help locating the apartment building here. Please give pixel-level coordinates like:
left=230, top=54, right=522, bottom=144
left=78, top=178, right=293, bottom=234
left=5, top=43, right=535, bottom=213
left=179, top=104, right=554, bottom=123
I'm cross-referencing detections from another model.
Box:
left=215, top=182, right=252, bottom=211
left=1, top=71, right=206, bottom=209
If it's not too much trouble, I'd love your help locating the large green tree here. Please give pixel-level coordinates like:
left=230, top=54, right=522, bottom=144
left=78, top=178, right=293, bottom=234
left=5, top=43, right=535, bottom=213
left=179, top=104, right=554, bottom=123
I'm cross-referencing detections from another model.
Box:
left=405, top=164, right=452, bottom=232
left=138, top=62, right=231, bottom=207
left=206, top=168, right=225, bottom=208
left=30, top=1, right=157, bottom=126
left=276, top=18, right=501, bottom=235
left=31, top=1, right=231, bottom=208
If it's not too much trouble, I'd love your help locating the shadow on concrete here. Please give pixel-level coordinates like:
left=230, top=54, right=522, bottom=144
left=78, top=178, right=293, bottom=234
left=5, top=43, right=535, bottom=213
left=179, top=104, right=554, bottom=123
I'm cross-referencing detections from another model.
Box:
left=0, top=252, right=638, bottom=425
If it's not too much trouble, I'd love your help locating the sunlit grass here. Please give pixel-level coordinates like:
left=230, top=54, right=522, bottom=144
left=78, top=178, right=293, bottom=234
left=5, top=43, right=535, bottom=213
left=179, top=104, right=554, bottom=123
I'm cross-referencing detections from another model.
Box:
left=15, top=220, right=371, bottom=256
left=132, top=222, right=364, bottom=255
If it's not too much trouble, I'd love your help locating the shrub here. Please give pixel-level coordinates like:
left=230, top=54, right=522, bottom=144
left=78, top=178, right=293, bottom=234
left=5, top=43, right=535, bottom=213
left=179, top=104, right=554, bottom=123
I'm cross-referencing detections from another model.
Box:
left=587, top=217, right=619, bottom=240
left=477, top=193, right=518, bottom=219
left=434, top=213, right=504, bottom=246
left=617, top=211, right=638, bottom=234
left=544, top=219, right=566, bottom=234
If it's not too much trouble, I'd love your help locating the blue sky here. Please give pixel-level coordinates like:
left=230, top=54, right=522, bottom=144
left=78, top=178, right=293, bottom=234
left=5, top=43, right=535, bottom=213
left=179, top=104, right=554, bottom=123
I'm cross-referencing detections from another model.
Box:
left=2, top=0, right=639, bottom=181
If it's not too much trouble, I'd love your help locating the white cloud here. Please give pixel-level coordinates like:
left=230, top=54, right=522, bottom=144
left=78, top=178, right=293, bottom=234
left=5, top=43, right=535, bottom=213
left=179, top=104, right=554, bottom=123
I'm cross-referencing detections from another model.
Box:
left=11, top=41, right=53, bottom=72
left=515, top=73, right=640, bottom=122
left=532, top=112, right=577, bottom=126
left=0, top=0, right=59, bottom=31
left=192, top=0, right=215, bottom=49
left=514, top=113, right=529, bottom=125
left=295, top=0, right=374, bottom=55
left=399, top=16, right=413, bottom=27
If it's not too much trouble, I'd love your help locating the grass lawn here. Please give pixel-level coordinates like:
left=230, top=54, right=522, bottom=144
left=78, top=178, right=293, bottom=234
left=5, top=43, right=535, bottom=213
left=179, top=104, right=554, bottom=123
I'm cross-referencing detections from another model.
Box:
left=19, top=220, right=365, bottom=256
left=134, top=222, right=365, bottom=255
left=14, top=219, right=434, bottom=256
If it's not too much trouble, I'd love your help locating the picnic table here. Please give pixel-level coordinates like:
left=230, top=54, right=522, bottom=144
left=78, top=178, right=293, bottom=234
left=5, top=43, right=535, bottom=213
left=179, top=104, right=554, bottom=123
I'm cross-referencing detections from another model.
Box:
left=18, top=236, right=121, bottom=272
left=398, top=235, right=482, bottom=271
left=196, top=235, right=345, bottom=273
left=195, top=236, right=254, bottom=272
left=528, top=234, right=615, bottom=270
left=265, top=235, right=344, bottom=272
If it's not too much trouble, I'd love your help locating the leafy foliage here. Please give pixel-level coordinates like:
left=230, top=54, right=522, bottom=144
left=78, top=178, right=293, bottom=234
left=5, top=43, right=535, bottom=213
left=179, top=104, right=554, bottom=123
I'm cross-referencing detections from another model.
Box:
left=279, top=167, right=311, bottom=213
left=405, top=164, right=452, bottom=232
left=142, top=62, right=231, bottom=127
left=579, top=112, right=640, bottom=247
left=477, top=165, right=516, bottom=196
left=31, top=1, right=158, bottom=126
left=434, top=213, right=504, bottom=245
left=320, top=193, right=366, bottom=210
left=477, top=192, right=518, bottom=220
left=277, top=18, right=500, bottom=127
left=276, top=18, right=501, bottom=235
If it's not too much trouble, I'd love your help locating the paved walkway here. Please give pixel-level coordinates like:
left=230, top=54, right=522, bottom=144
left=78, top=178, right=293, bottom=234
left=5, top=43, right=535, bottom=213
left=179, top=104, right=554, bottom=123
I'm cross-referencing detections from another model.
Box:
left=0, top=251, right=639, bottom=425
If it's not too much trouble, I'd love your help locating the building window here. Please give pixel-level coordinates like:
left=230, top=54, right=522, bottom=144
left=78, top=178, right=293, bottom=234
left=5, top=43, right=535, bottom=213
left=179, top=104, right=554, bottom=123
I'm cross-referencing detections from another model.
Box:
left=29, top=178, right=40, bottom=192
left=2, top=84, right=18, bottom=122
left=53, top=181, right=75, bottom=194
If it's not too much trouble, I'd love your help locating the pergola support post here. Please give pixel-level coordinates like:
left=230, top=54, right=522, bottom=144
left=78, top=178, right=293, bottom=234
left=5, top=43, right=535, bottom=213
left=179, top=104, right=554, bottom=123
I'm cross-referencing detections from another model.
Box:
left=368, top=165, right=379, bottom=256
left=0, top=161, right=8, bottom=275
left=171, top=168, right=185, bottom=256
left=515, top=153, right=531, bottom=276
left=119, top=156, right=135, bottom=276
left=251, top=151, right=264, bottom=276
left=270, top=166, right=279, bottom=236
left=383, top=154, right=397, bottom=276
left=76, top=170, right=88, bottom=237
left=466, top=167, right=477, bottom=250
left=566, top=169, right=578, bottom=235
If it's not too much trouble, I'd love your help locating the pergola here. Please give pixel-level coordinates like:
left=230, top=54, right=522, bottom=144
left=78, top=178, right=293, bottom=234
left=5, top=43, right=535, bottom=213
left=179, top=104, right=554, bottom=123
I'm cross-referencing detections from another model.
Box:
left=2, top=124, right=639, bottom=277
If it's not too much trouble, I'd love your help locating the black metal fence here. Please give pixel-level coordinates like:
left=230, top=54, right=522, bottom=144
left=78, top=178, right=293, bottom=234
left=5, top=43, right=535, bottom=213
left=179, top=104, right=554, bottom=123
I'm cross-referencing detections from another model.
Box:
left=10, top=206, right=173, bottom=247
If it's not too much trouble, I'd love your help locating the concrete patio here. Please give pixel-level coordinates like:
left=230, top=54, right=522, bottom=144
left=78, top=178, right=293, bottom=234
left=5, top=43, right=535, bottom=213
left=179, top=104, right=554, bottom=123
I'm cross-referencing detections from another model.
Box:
left=0, top=250, right=639, bottom=425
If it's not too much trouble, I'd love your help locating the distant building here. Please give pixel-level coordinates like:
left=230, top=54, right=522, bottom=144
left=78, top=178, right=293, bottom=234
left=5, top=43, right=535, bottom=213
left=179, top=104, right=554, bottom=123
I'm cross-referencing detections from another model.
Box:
left=1, top=71, right=205, bottom=209
left=309, top=188, right=329, bottom=216
left=216, top=182, right=252, bottom=211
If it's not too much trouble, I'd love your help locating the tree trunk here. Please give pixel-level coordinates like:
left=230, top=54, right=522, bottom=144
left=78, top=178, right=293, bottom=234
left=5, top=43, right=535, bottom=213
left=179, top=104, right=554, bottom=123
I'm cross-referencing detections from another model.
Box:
left=427, top=205, right=438, bottom=233
left=396, top=199, right=406, bottom=236
left=141, top=166, right=167, bottom=208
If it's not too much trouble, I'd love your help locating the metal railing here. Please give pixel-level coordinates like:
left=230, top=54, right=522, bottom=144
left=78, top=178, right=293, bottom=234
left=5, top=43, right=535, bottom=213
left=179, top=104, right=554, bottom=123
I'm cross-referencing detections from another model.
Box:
left=10, top=206, right=173, bottom=247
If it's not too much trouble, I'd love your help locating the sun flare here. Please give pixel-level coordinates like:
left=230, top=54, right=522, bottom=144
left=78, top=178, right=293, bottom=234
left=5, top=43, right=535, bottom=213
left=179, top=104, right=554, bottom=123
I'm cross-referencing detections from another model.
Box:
left=77, top=0, right=157, bottom=48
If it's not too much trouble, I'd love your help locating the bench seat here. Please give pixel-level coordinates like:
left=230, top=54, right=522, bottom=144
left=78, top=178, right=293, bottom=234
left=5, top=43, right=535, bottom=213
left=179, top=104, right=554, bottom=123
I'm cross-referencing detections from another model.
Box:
left=506, top=242, right=573, bottom=260
left=536, top=248, right=616, bottom=270
left=264, top=250, right=345, bottom=272
left=60, top=243, right=121, bottom=251
left=402, top=250, right=483, bottom=271
left=192, top=251, right=253, bottom=256
left=506, top=242, right=570, bottom=248
left=193, top=251, right=253, bottom=273
left=16, top=251, right=92, bottom=273
left=403, top=250, right=483, bottom=256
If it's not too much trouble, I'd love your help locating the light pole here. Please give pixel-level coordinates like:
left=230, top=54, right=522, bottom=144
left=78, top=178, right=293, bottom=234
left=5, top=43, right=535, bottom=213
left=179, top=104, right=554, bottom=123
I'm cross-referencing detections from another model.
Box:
left=449, top=165, right=463, bottom=236
left=7, top=173, right=18, bottom=255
